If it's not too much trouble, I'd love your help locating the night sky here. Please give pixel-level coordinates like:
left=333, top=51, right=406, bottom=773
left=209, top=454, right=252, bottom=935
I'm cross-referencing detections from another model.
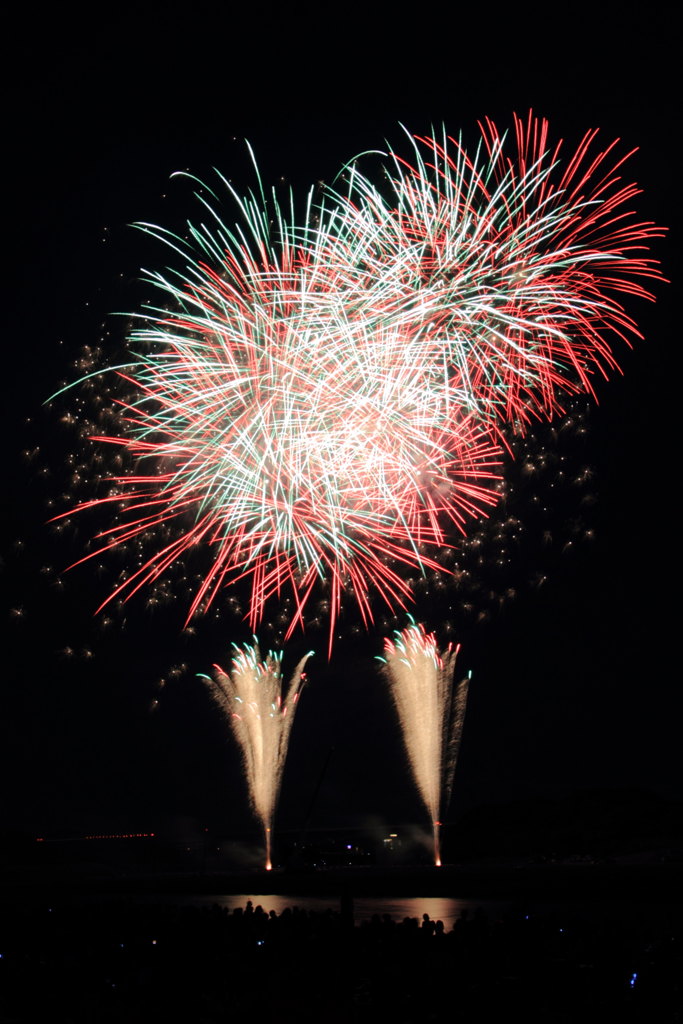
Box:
left=3, top=8, right=680, bottom=855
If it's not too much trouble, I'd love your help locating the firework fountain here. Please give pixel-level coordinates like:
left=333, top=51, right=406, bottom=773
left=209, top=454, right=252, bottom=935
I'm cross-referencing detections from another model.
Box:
left=200, top=640, right=312, bottom=870
left=379, top=620, right=470, bottom=866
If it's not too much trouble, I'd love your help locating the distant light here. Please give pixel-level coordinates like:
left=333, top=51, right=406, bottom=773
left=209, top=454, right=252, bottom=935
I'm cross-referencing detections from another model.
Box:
left=83, top=832, right=154, bottom=841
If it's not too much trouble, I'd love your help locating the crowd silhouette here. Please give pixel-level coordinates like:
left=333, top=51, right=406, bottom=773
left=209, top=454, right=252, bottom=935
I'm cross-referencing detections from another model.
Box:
left=0, top=897, right=680, bottom=1021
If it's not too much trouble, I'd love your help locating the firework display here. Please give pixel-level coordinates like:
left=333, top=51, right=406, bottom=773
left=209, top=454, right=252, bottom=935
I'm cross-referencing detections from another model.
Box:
left=200, top=640, right=312, bottom=869
left=56, top=113, right=663, bottom=644
left=379, top=620, right=470, bottom=865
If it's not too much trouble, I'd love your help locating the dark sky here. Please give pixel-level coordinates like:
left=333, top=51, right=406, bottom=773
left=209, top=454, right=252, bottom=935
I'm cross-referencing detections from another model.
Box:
left=2, top=7, right=679, bottom=847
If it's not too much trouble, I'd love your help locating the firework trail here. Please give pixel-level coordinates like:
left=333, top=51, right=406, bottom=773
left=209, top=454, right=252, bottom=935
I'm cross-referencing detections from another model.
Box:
left=200, top=640, right=312, bottom=870
left=55, top=114, right=663, bottom=645
left=379, top=620, right=470, bottom=865
left=325, top=112, right=663, bottom=431
left=291, top=111, right=643, bottom=625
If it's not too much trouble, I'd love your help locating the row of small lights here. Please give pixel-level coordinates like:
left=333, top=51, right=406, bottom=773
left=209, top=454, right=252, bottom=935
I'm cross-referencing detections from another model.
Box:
left=36, top=832, right=155, bottom=842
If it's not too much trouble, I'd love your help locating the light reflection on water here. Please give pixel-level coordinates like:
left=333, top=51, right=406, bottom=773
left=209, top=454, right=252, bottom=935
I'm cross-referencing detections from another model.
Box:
left=138, top=893, right=670, bottom=930
left=51, top=890, right=673, bottom=931
left=169, top=893, right=504, bottom=930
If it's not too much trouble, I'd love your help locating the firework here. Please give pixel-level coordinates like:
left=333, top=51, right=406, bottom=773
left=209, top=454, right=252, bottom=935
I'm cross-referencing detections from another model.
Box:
left=325, top=112, right=664, bottom=430
left=55, top=114, right=662, bottom=644
left=379, top=620, right=470, bottom=865
left=56, top=160, right=501, bottom=648
left=200, top=639, right=312, bottom=869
